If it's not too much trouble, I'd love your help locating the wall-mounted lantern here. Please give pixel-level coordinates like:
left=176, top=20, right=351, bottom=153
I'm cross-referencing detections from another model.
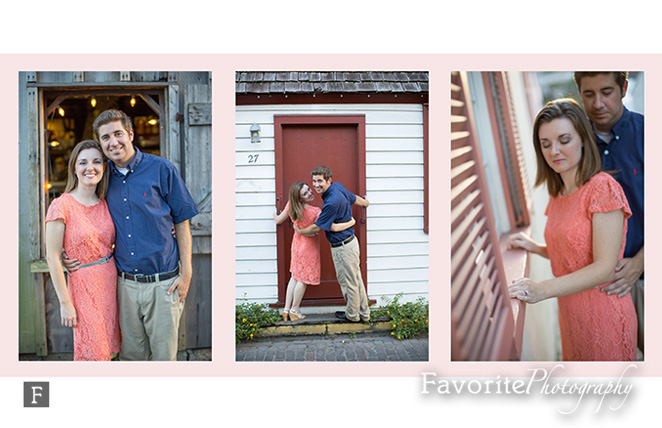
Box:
left=250, top=122, right=261, bottom=144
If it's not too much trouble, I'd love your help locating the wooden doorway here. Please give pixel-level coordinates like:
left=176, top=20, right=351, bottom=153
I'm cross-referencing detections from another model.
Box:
left=274, top=115, right=367, bottom=306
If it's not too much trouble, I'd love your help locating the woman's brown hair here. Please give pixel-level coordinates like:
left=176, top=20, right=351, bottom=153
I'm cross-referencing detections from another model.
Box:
left=288, top=181, right=307, bottom=222
left=64, top=140, right=110, bottom=200
left=532, top=98, right=602, bottom=196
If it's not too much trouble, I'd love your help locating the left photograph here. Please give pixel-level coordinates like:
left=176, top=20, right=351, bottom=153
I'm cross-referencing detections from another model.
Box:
left=18, top=71, right=212, bottom=361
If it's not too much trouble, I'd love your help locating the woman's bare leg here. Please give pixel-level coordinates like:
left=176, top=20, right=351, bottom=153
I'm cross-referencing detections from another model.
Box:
left=291, top=280, right=308, bottom=312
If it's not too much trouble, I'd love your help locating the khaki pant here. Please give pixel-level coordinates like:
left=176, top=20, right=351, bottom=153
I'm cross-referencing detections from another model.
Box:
left=117, top=275, right=184, bottom=361
left=330, top=237, right=370, bottom=322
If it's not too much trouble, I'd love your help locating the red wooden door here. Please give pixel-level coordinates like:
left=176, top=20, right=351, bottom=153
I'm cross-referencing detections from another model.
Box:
left=275, top=115, right=367, bottom=305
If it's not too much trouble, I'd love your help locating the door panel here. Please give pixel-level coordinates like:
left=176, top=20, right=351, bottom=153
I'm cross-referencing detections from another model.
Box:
left=275, top=115, right=367, bottom=304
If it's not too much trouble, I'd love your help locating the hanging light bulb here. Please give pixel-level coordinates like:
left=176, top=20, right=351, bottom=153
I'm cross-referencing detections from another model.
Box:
left=90, top=97, right=97, bottom=107
left=147, top=118, right=158, bottom=126
left=130, top=96, right=136, bottom=107
left=58, top=106, right=65, bottom=117
left=45, top=182, right=53, bottom=190
left=50, top=141, right=60, bottom=147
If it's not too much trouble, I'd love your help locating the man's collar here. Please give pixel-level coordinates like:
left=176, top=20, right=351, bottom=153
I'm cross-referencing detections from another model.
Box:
left=110, top=146, right=141, bottom=175
left=610, top=105, right=632, bottom=136
left=321, top=181, right=334, bottom=199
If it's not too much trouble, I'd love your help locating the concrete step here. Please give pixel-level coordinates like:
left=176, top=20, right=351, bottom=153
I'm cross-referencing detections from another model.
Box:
left=261, top=313, right=391, bottom=338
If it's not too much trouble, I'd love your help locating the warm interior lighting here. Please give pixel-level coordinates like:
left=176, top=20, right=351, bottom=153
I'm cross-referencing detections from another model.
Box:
left=45, top=182, right=52, bottom=190
left=50, top=141, right=60, bottom=147
left=90, top=97, right=97, bottom=107
left=58, top=106, right=65, bottom=116
left=130, top=96, right=136, bottom=107
left=147, top=118, right=158, bottom=126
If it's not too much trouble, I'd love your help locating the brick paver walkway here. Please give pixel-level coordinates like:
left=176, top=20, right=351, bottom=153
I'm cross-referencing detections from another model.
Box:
left=236, top=333, right=428, bottom=362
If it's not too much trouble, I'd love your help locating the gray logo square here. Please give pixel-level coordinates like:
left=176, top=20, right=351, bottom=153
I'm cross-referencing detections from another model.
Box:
left=24, top=382, right=49, bottom=407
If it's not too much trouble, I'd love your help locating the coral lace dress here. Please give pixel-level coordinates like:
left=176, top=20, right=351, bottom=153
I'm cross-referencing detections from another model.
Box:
left=45, top=193, right=120, bottom=361
left=284, top=201, right=321, bottom=285
left=545, top=172, right=637, bottom=361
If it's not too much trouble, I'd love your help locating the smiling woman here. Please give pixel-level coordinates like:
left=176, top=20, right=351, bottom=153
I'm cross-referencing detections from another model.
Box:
left=44, top=140, right=119, bottom=361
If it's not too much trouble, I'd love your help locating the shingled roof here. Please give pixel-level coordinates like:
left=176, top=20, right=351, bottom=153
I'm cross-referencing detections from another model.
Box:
left=236, top=71, right=429, bottom=95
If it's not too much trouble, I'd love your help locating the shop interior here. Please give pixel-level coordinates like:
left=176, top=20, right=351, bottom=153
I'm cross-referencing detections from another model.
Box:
left=44, top=91, right=162, bottom=204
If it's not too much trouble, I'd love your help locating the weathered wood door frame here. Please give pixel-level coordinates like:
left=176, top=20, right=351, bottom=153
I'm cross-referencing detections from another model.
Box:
left=274, top=114, right=367, bottom=307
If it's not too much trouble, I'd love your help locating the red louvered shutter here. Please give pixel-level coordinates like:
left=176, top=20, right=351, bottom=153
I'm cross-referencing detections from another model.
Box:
left=450, top=71, right=516, bottom=361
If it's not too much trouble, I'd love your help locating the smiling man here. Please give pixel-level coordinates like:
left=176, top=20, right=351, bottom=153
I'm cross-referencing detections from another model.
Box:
left=574, top=72, right=644, bottom=354
left=295, top=165, right=370, bottom=322
left=73, top=109, right=199, bottom=361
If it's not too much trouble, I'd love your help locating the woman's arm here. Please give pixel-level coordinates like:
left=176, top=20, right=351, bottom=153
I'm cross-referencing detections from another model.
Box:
left=330, top=217, right=356, bottom=232
left=507, top=231, right=549, bottom=259
left=45, top=220, right=77, bottom=328
left=273, top=203, right=290, bottom=225
left=509, top=210, right=623, bottom=303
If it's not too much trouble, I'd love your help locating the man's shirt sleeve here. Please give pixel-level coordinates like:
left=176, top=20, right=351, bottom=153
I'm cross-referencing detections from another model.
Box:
left=161, top=162, right=200, bottom=224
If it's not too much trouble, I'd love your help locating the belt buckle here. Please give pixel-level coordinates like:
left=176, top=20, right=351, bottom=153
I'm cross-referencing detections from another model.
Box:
left=133, top=273, right=155, bottom=283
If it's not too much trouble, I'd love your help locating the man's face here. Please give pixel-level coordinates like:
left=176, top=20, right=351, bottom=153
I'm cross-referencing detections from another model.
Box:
left=97, top=120, right=136, bottom=168
left=578, top=73, right=627, bottom=133
left=311, top=174, right=331, bottom=194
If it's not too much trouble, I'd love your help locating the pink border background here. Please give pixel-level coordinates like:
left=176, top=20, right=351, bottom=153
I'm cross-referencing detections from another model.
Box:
left=2, top=54, right=658, bottom=379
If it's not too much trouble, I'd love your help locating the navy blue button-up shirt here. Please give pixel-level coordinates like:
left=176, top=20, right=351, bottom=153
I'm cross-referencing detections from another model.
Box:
left=106, top=148, right=199, bottom=275
left=315, top=182, right=356, bottom=244
left=594, top=106, right=644, bottom=258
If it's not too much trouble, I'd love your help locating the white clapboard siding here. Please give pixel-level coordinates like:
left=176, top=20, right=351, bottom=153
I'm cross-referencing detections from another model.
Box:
left=235, top=193, right=276, bottom=207
left=235, top=219, right=276, bottom=234
left=235, top=259, right=277, bottom=275
left=235, top=245, right=276, bottom=261
left=235, top=103, right=429, bottom=305
left=367, top=177, right=423, bottom=191
left=368, top=217, right=423, bottom=231
left=236, top=272, right=278, bottom=287
left=368, top=242, right=429, bottom=258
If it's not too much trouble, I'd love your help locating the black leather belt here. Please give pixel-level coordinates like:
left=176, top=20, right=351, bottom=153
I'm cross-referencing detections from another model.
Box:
left=118, top=267, right=179, bottom=283
left=331, top=234, right=355, bottom=248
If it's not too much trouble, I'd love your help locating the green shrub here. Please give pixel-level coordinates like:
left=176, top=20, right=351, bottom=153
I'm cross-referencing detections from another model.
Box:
left=236, top=300, right=281, bottom=343
left=371, top=293, right=429, bottom=340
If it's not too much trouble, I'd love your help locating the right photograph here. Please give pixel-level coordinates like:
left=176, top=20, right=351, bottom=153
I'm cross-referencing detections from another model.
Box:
left=450, top=71, right=644, bottom=362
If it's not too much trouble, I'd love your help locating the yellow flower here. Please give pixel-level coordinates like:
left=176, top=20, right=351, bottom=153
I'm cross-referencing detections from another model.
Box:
left=387, top=310, right=390, bottom=314
left=391, top=332, right=395, bottom=335
left=392, top=324, right=396, bottom=328
left=414, top=319, right=418, bottom=323
left=250, top=333, right=253, bottom=338
left=397, top=336, right=401, bottom=340
left=242, top=318, right=247, bottom=323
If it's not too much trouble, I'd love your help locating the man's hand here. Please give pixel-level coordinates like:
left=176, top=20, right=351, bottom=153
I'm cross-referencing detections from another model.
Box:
left=601, top=250, right=644, bottom=298
left=169, top=220, right=193, bottom=303
left=61, top=250, right=80, bottom=274
left=354, top=195, right=369, bottom=208
left=168, top=273, right=192, bottom=302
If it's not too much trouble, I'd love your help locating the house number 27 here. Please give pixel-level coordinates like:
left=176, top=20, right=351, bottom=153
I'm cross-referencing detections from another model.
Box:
left=248, top=154, right=260, bottom=164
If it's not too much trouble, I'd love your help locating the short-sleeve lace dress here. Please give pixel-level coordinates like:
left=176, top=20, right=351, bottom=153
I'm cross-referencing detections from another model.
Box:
left=45, top=193, right=120, bottom=361
left=545, top=172, right=637, bottom=361
left=284, top=201, right=321, bottom=285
